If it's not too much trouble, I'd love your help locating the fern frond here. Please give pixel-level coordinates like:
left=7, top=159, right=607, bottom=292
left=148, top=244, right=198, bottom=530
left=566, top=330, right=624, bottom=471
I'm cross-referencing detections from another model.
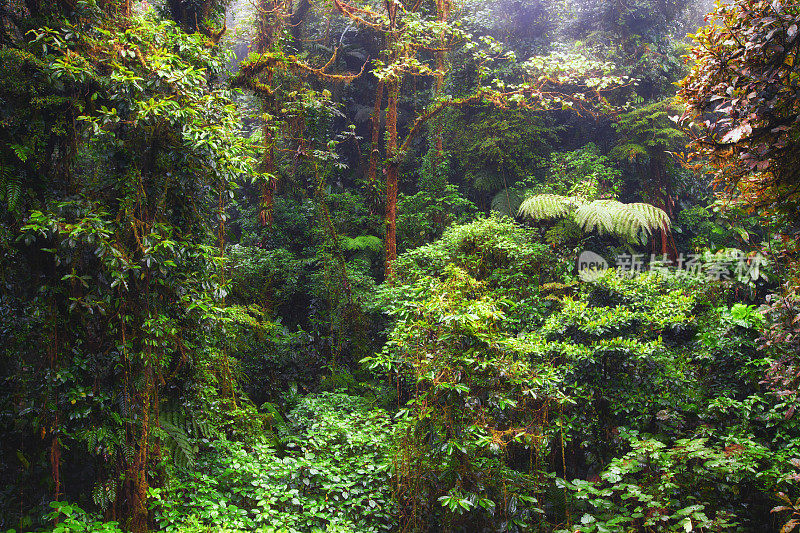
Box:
left=193, top=417, right=213, bottom=439
left=626, top=202, right=671, bottom=244
left=520, top=193, right=670, bottom=245
left=92, top=479, right=117, bottom=511
left=517, top=194, right=583, bottom=220
left=490, top=188, right=527, bottom=217
left=575, top=199, right=670, bottom=244
left=468, top=169, right=504, bottom=192
left=158, top=406, right=198, bottom=470
left=159, top=419, right=196, bottom=469
left=0, top=164, right=12, bottom=211
left=6, top=177, right=21, bottom=212
left=609, top=142, right=649, bottom=163
left=341, top=235, right=383, bottom=253
left=609, top=203, right=648, bottom=242
left=545, top=218, right=582, bottom=245
left=574, top=199, right=619, bottom=235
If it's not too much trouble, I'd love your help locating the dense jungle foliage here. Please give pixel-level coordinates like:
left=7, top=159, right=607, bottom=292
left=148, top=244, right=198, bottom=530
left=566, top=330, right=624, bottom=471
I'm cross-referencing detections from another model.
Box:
left=2, top=0, right=800, bottom=531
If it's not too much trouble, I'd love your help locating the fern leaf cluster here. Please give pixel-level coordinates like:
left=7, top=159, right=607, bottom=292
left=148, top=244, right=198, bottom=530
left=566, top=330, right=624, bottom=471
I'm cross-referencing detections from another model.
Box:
left=92, top=479, right=117, bottom=511
left=518, top=194, right=670, bottom=244
left=158, top=406, right=213, bottom=470
left=341, top=235, right=384, bottom=253
left=517, top=194, right=581, bottom=220
left=0, top=164, right=20, bottom=212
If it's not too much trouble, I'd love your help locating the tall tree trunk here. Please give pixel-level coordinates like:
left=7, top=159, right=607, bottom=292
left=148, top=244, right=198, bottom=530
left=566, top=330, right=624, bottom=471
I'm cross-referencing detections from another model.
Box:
left=648, top=152, right=678, bottom=261
left=117, top=230, right=158, bottom=533
left=384, top=79, right=400, bottom=280
left=427, top=0, right=450, bottom=228
left=46, top=313, right=61, bottom=505
left=259, top=77, right=277, bottom=228
left=381, top=0, right=400, bottom=280
left=256, top=0, right=281, bottom=52
left=125, top=373, right=151, bottom=533
left=118, top=309, right=155, bottom=533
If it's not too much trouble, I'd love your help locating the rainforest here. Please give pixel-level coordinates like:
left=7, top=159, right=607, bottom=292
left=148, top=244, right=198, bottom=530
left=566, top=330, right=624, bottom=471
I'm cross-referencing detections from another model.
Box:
left=1, top=0, right=800, bottom=531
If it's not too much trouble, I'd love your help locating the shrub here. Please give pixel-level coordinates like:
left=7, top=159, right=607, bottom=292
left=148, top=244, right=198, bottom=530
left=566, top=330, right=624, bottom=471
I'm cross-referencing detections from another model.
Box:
left=150, top=393, right=395, bottom=533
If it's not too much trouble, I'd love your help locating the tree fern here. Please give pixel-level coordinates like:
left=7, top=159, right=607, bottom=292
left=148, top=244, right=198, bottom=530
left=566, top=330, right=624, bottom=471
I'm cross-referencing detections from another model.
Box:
left=518, top=194, right=670, bottom=244
left=613, top=202, right=671, bottom=244
left=574, top=200, right=669, bottom=244
left=517, top=194, right=584, bottom=220
left=574, top=199, right=618, bottom=235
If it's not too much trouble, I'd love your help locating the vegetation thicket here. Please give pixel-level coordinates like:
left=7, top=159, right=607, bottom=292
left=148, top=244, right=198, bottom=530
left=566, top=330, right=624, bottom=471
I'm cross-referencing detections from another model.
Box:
left=2, top=0, right=800, bottom=532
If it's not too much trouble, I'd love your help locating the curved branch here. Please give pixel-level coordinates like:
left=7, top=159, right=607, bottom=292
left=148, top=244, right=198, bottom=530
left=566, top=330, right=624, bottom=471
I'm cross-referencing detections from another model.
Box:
left=231, top=49, right=368, bottom=92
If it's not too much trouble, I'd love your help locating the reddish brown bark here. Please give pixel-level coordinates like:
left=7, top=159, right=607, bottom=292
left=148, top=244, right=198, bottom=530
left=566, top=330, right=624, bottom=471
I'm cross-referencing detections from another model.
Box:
left=255, top=0, right=283, bottom=52
left=332, top=0, right=462, bottom=279
left=384, top=79, right=400, bottom=280
left=119, top=359, right=153, bottom=533
left=256, top=3, right=279, bottom=228
left=49, top=416, right=61, bottom=502
left=124, top=393, right=150, bottom=533
left=115, top=300, right=155, bottom=533
left=428, top=0, right=450, bottom=228
left=648, top=153, right=678, bottom=262
left=46, top=309, right=61, bottom=507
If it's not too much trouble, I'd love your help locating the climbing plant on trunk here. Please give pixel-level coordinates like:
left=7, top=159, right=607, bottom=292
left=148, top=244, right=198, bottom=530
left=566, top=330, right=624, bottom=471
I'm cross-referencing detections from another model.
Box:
left=1, top=7, right=253, bottom=531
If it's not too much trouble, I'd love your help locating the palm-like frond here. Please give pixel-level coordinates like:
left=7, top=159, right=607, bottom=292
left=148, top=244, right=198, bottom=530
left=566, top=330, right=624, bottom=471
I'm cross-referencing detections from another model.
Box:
left=574, top=199, right=619, bottom=235
left=518, top=194, right=670, bottom=244
left=613, top=202, right=670, bottom=244
left=159, top=417, right=197, bottom=469
left=517, top=194, right=584, bottom=220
